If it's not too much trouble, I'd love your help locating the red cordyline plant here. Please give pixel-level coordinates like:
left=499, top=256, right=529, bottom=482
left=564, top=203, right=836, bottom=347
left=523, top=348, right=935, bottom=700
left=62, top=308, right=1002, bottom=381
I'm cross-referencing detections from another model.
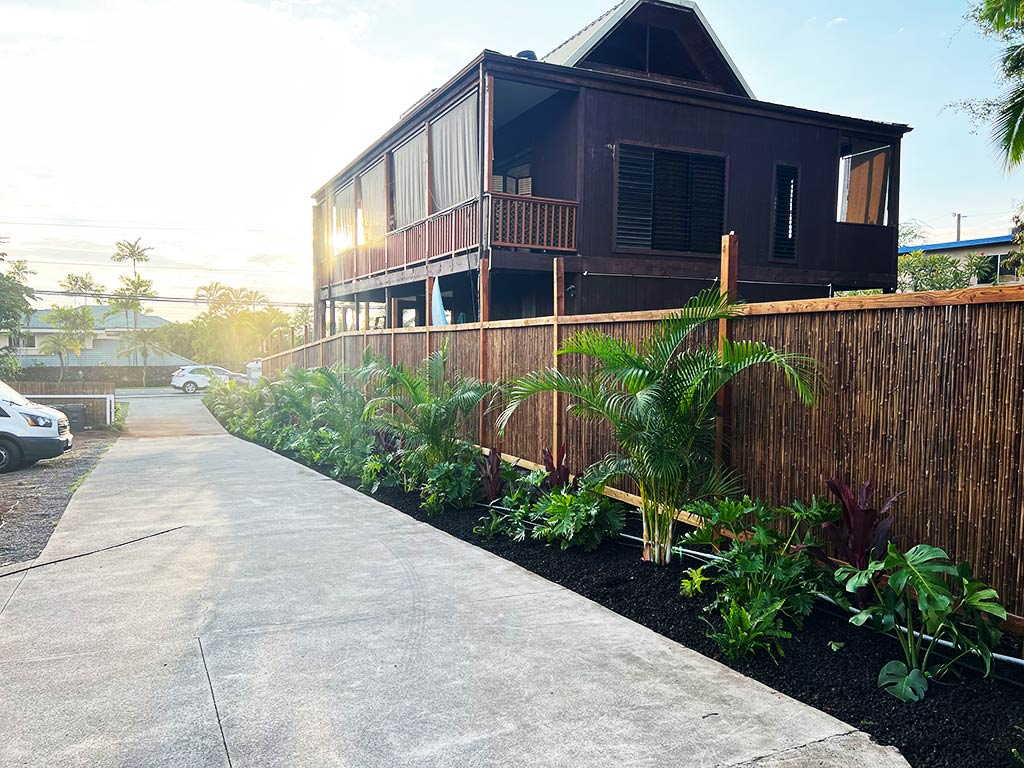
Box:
left=822, top=478, right=901, bottom=570
left=478, top=446, right=505, bottom=503
left=541, top=443, right=578, bottom=491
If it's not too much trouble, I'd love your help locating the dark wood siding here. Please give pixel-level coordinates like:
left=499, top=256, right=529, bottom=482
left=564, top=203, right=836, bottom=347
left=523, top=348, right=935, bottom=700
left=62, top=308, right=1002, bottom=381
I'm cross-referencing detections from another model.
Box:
left=578, top=87, right=899, bottom=282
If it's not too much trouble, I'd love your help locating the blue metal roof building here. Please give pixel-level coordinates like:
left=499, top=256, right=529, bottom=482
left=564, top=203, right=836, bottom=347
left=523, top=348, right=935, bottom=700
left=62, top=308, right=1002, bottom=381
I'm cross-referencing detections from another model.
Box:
left=898, top=234, right=1015, bottom=255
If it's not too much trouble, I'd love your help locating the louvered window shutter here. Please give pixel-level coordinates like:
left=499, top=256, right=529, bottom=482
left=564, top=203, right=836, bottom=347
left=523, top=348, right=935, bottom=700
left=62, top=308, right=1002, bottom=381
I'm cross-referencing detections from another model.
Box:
left=617, top=144, right=725, bottom=254
left=772, top=165, right=799, bottom=260
left=616, top=145, right=654, bottom=249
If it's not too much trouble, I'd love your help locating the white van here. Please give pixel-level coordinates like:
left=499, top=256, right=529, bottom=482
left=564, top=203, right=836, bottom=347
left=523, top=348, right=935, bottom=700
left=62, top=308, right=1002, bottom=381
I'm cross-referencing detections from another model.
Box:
left=0, top=380, right=73, bottom=473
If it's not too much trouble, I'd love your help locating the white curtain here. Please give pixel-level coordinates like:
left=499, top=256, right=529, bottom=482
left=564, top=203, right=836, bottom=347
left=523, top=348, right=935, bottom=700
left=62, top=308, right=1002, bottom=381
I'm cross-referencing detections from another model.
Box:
left=392, top=132, right=427, bottom=229
left=333, top=182, right=356, bottom=253
left=429, top=93, right=479, bottom=212
left=359, top=161, right=387, bottom=243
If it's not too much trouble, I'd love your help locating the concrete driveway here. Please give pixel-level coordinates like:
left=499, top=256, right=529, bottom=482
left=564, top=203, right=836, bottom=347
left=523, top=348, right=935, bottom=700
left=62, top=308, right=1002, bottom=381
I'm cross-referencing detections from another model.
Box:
left=0, top=393, right=909, bottom=767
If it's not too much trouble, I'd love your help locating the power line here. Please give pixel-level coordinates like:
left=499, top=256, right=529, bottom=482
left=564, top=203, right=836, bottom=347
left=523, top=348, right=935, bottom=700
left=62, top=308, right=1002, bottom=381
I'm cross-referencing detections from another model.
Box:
left=0, top=217, right=295, bottom=235
left=23, top=257, right=298, bottom=275
left=32, top=289, right=308, bottom=309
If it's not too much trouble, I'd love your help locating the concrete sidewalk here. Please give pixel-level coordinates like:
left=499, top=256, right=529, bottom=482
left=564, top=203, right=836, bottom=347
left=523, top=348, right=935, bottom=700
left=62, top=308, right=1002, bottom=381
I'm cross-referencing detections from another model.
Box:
left=0, top=393, right=909, bottom=767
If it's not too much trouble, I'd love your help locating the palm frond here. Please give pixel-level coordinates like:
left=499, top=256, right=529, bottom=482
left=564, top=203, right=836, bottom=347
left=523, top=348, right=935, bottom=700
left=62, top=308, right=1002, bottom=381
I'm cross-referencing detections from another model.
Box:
left=994, top=78, right=1024, bottom=170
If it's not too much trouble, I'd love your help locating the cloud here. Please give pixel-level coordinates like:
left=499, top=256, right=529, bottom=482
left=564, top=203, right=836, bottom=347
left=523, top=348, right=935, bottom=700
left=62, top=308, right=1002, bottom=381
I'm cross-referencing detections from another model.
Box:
left=827, top=17, right=848, bottom=27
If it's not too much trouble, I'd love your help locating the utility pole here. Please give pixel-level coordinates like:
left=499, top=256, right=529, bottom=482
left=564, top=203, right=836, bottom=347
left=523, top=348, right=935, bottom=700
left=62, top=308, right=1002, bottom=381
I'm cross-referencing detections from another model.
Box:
left=953, top=212, right=966, bottom=242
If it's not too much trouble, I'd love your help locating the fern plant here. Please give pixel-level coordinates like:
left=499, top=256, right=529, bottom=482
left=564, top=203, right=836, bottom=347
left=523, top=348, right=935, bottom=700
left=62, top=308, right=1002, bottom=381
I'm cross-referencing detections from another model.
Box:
left=497, top=288, right=819, bottom=565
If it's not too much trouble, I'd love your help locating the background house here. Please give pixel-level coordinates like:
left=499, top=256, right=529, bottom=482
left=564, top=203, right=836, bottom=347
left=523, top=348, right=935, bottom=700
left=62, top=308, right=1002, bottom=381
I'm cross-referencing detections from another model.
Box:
left=1, top=307, right=195, bottom=368
left=898, top=233, right=1021, bottom=285
left=311, top=0, right=910, bottom=337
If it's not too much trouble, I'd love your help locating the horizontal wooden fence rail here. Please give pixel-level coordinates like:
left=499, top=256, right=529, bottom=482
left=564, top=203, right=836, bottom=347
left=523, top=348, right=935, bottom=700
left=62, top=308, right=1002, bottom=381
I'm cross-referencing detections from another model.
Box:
left=262, top=283, right=1024, bottom=624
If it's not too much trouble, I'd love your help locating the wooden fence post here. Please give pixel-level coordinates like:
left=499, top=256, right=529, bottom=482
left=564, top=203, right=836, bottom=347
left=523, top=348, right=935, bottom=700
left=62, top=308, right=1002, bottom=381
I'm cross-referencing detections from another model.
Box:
left=717, top=232, right=739, bottom=467
left=552, top=257, right=565, bottom=454
left=478, top=258, right=491, bottom=442
left=425, top=275, right=434, bottom=358
left=389, top=297, right=399, bottom=364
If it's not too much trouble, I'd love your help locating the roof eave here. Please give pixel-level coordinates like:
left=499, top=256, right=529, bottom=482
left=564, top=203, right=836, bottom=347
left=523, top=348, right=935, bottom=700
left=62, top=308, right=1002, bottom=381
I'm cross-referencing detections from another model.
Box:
left=485, top=52, right=911, bottom=136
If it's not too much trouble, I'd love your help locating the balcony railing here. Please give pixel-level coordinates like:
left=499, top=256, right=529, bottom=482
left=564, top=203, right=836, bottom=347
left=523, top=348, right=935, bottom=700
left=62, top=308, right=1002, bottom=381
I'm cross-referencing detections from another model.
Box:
left=319, top=193, right=578, bottom=286
left=490, top=193, right=577, bottom=252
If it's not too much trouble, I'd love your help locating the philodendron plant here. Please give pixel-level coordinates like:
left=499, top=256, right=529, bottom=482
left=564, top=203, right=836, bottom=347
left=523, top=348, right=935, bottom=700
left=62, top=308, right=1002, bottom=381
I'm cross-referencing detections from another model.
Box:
left=837, top=543, right=1006, bottom=702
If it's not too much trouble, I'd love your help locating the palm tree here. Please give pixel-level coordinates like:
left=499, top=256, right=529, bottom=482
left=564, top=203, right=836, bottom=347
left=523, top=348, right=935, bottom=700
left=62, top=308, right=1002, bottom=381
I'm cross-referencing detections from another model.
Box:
left=359, top=341, right=494, bottom=478
left=195, top=282, right=228, bottom=315
left=194, top=283, right=267, bottom=317
left=111, top=237, right=152, bottom=275
left=117, top=328, right=168, bottom=387
left=59, top=273, right=105, bottom=305
left=973, top=0, right=1024, bottom=168
left=244, top=307, right=289, bottom=355
left=38, top=334, right=76, bottom=382
left=496, top=289, right=820, bottom=565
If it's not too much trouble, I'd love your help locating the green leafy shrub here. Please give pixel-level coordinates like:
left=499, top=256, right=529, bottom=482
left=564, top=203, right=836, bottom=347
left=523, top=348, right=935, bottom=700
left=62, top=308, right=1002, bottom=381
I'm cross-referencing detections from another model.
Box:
left=421, top=458, right=483, bottom=516
left=360, top=432, right=403, bottom=493
left=681, top=496, right=837, bottom=661
left=837, top=543, right=1007, bottom=702
left=476, top=471, right=625, bottom=551
left=531, top=487, right=625, bottom=551
left=708, top=596, right=793, bottom=663
left=205, top=365, right=375, bottom=478
left=110, top=401, right=129, bottom=432
left=0, top=352, right=21, bottom=380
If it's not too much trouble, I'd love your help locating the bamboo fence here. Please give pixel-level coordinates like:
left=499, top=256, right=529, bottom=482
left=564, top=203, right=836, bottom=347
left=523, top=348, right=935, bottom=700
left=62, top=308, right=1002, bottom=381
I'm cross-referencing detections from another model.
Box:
left=262, top=284, right=1024, bottom=623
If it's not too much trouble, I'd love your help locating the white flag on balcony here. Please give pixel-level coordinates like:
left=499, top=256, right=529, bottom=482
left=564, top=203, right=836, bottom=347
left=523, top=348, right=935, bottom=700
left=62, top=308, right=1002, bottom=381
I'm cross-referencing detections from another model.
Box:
left=431, top=279, right=449, bottom=326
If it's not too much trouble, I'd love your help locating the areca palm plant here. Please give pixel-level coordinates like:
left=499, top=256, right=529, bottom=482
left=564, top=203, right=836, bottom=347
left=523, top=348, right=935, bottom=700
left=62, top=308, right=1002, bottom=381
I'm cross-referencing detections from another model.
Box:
left=497, top=289, right=819, bottom=565
left=358, top=340, right=494, bottom=483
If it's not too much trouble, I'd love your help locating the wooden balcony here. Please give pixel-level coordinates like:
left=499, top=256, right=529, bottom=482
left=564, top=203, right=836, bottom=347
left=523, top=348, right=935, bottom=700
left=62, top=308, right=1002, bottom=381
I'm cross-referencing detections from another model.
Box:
left=319, top=194, right=578, bottom=287
left=490, top=193, right=578, bottom=252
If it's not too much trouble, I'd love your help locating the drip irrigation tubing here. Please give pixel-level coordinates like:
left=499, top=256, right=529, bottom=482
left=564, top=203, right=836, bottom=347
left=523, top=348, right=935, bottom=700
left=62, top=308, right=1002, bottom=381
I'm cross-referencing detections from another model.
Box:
left=615, top=532, right=1024, bottom=679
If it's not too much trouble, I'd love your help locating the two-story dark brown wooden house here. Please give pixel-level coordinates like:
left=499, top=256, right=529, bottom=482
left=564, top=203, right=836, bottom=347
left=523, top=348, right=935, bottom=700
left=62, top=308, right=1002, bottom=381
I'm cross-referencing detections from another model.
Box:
left=311, top=0, right=911, bottom=336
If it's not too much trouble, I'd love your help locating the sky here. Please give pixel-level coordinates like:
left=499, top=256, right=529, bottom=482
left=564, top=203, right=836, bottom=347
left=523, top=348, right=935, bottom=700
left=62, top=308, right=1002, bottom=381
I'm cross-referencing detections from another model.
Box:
left=1, top=0, right=1021, bottom=321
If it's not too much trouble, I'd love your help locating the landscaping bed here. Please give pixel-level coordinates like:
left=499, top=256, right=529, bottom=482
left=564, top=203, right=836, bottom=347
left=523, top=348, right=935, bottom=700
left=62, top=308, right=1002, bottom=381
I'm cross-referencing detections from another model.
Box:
left=335, top=478, right=1024, bottom=768
left=0, top=432, right=116, bottom=567
left=204, top=311, right=1024, bottom=768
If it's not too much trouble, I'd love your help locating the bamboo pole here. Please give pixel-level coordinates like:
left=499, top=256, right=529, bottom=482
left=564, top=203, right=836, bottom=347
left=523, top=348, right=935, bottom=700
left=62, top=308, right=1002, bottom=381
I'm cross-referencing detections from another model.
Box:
left=716, top=232, right=739, bottom=467
left=552, top=256, right=565, bottom=454
left=478, top=258, right=490, bottom=442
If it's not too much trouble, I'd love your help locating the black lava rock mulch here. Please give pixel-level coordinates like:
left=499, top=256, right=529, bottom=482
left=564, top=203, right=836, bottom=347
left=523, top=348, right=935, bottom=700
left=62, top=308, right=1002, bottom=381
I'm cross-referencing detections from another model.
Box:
left=339, top=479, right=1024, bottom=768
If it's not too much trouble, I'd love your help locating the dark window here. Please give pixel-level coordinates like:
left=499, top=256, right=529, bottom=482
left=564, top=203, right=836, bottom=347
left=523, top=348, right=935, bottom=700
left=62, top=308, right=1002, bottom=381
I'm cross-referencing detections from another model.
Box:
left=616, top=144, right=726, bottom=254
left=772, top=165, right=799, bottom=260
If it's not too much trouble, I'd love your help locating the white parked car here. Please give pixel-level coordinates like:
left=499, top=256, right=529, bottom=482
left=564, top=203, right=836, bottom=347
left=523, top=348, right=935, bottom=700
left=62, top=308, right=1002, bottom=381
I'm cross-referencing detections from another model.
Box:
left=171, top=365, right=246, bottom=394
left=0, top=380, right=73, bottom=473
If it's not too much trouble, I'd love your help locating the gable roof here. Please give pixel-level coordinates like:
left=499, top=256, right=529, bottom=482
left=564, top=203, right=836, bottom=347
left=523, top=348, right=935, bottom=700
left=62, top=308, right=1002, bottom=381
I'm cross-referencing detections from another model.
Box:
left=25, top=306, right=171, bottom=331
left=542, top=0, right=754, bottom=98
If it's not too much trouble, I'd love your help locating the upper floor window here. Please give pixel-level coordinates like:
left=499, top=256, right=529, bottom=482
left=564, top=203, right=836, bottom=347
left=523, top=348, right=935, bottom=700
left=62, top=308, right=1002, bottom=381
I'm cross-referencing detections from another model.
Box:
left=837, top=137, right=892, bottom=226
left=616, top=144, right=726, bottom=254
left=772, top=165, right=799, bottom=261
